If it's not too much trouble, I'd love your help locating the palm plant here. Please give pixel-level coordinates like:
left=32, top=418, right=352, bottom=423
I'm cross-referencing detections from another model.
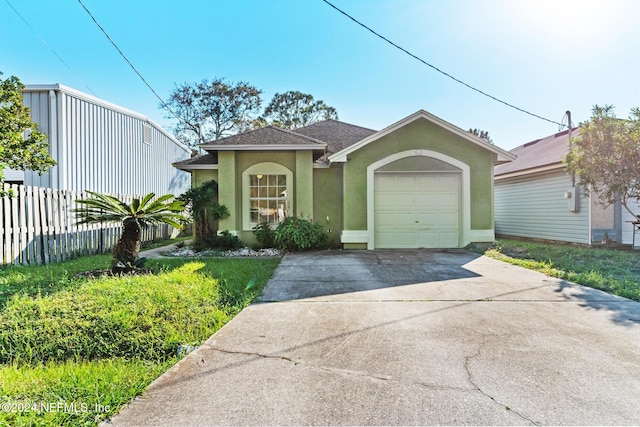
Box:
left=74, top=192, right=185, bottom=270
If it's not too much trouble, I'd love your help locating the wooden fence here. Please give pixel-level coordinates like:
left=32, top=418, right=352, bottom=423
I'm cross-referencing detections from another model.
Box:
left=0, top=184, right=178, bottom=266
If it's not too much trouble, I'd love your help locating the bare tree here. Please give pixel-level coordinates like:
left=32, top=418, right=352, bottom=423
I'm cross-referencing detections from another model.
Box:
left=163, top=78, right=262, bottom=148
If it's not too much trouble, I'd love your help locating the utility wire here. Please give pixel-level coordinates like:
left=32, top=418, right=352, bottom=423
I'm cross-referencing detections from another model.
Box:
left=4, top=0, right=98, bottom=96
left=76, top=0, right=180, bottom=122
left=321, top=0, right=565, bottom=128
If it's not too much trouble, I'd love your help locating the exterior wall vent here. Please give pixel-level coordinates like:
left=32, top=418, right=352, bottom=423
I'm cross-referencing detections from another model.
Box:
left=143, top=123, right=152, bottom=145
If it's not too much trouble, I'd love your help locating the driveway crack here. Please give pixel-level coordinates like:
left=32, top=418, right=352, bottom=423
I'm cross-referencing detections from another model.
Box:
left=208, top=346, right=300, bottom=364
left=463, top=338, right=540, bottom=426
left=209, top=346, right=474, bottom=393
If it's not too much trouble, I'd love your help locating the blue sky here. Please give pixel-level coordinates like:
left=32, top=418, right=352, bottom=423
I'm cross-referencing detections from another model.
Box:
left=2, top=0, right=639, bottom=149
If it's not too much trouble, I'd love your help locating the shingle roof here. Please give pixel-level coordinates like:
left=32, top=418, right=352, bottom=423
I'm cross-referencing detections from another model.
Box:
left=494, top=129, right=573, bottom=176
left=172, top=153, right=218, bottom=169
left=294, top=119, right=377, bottom=155
left=200, top=125, right=327, bottom=148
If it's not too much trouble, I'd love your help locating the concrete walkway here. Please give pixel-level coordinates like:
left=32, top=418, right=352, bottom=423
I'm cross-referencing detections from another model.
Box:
left=137, top=240, right=192, bottom=259
left=105, top=250, right=640, bottom=426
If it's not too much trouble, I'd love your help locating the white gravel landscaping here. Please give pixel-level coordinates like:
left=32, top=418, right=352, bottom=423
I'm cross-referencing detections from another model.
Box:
left=167, top=246, right=281, bottom=258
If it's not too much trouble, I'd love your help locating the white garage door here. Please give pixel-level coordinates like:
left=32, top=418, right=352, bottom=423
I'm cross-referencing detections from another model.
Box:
left=374, top=172, right=460, bottom=248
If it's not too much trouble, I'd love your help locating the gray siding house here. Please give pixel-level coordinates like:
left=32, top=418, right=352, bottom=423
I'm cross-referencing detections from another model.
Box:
left=494, top=130, right=636, bottom=245
left=6, top=84, right=191, bottom=196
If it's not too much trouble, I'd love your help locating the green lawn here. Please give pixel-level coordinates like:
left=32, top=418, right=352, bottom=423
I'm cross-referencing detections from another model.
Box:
left=472, top=239, right=640, bottom=301
left=0, top=254, right=280, bottom=426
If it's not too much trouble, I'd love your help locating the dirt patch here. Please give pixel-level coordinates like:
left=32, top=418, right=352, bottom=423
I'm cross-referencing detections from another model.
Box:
left=75, top=268, right=153, bottom=279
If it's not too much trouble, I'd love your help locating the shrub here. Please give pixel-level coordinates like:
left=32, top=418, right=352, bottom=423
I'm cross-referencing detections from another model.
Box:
left=274, top=217, right=327, bottom=251
left=252, top=221, right=276, bottom=248
left=204, top=230, right=242, bottom=250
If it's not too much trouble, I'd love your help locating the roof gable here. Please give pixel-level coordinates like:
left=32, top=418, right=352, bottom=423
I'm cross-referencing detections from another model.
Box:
left=328, top=110, right=515, bottom=163
left=200, top=125, right=327, bottom=151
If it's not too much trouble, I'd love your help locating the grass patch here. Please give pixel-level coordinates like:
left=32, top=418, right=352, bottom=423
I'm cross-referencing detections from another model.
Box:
left=472, top=239, right=640, bottom=301
left=0, top=358, right=173, bottom=427
left=0, top=255, right=280, bottom=426
left=0, top=255, right=113, bottom=307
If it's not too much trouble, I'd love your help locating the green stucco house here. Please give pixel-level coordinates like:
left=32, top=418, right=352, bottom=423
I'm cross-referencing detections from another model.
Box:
left=173, top=110, right=515, bottom=249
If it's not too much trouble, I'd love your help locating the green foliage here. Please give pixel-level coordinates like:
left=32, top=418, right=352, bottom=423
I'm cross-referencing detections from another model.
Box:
left=0, top=254, right=113, bottom=307
left=0, top=255, right=279, bottom=426
left=0, top=257, right=279, bottom=365
left=252, top=221, right=276, bottom=248
left=0, top=358, right=174, bottom=427
left=73, top=192, right=185, bottom=270
left=564, top=104, right=640, bottom=217
left=178, top=180, right=229, bottom=245
left=274, top=217, right=328, bottom=251
left=475, top=239, right=640, bottom=301
left=0, top=74, right=56, bottom=183
left=164, top=78, right=263, bottom=148
left=204, top=230, right=242, bottom=251
left=264, top=90, right=338, bottom=129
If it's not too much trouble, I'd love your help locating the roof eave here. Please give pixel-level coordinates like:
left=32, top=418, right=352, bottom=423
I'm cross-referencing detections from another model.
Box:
left=495, top=162, right=565, bottom=180
left=329, top=109, right=516, bottom=163
left=172, top=163, right=219, bottom=171
left=200, top=144, right=327, bottom=151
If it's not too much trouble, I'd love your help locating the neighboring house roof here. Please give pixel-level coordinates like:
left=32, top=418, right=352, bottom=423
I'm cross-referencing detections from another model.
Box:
left=328, top=110, right=516, bottom=164
left=494, top=129, right=572, bottom=179
left=199, top=125, right=327, bottom=151
left=173, top=153, right=219, bottom=171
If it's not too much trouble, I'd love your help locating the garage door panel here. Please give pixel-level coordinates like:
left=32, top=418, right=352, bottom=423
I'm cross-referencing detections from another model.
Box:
left=375, top=172, right=460, bottom=249
left=416, top=175, right=439, bottom=187
left=376, top=213, right=415, bottom=227
left=375, top=193, right=415, bottom=210
left=395, top=175, right=417, bottom=188
left=415, top=231, right=438, bottom=247
left=439, top=231, right=460, bottom=247
left=439, top=213, right=459, bottom=228
left=415, top=213, right=437, bottom=225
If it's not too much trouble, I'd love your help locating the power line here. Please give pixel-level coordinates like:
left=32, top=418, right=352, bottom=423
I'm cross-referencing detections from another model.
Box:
left=76, top=0, right=180, bottom=122
left=321, top=0, right=565, bottom=128
left=4, top=0, right=98, bottom=96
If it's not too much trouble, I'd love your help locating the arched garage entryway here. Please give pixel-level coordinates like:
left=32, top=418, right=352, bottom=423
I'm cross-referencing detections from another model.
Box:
left=366, top=150, right=471, bottom=249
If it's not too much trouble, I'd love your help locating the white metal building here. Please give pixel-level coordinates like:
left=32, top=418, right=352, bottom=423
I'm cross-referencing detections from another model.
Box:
left=5, top=84, right=191, bottom=196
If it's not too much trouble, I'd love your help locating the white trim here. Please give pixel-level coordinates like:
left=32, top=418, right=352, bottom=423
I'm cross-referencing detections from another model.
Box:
left=173, top=163, right=219, bottom=171
left=341, top=230, right=369, bottom=244
left=24, top=84, right=191, bottom=154
left=494, top=163, right=563, bottom=180
left=200, top=144, right=325, bottom=151
left=366, top=149, right=471, bottom=249
left=468, top=229, right=495, bottom=242
left=329, top=110, right=515, bottom=164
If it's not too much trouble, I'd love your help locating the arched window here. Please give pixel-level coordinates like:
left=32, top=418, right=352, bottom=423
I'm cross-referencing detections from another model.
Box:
left=242, top=162, right=293, bottom=230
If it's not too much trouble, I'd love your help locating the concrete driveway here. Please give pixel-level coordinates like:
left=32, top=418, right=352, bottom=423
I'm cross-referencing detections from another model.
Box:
left=107, top=250, right=640, bottom=426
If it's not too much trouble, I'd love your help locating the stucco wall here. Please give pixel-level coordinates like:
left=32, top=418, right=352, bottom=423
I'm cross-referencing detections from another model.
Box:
left=343, top=118, right=495, bottom=232
left=216, top=150, right=315, bottom=244
left=313, top=165, right=343, bottom=247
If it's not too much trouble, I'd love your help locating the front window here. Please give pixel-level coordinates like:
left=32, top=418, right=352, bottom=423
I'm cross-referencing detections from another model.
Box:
left=249, top=174, right=288, bottom=224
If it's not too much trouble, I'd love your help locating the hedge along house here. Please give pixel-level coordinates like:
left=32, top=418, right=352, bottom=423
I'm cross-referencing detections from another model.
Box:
left=494, top=129, right=638, bottom=245
left=174, top=110, right=515, bottom=249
